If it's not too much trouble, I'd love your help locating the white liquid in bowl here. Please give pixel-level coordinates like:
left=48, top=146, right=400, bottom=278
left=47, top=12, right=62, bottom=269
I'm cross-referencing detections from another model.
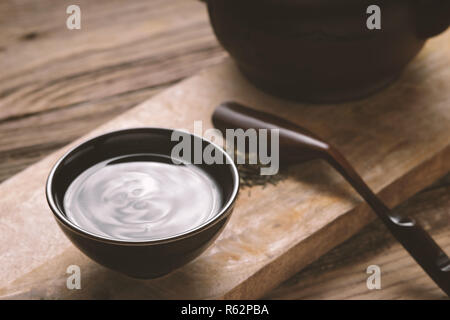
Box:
left=63, top=155, right=223, bottom=241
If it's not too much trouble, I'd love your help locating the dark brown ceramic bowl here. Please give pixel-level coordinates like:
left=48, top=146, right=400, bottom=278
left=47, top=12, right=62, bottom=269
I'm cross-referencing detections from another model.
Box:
left=204, top=0, right=449, bottom=102
left=46, top=128, right=239, bottom=279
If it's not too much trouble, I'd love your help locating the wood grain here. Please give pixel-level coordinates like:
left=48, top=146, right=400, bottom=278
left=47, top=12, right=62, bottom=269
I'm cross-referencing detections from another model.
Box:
left=0, top=0, right=226, bottom=182
left=0, top=27, right=449, bottom=299
left=0, top=0, right=449, bottom=300
left=267, top=175, right=450, bottom=300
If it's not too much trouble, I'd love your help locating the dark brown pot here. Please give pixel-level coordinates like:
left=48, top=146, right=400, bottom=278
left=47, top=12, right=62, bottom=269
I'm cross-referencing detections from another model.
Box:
left=204, top=0, right=449, bottom=102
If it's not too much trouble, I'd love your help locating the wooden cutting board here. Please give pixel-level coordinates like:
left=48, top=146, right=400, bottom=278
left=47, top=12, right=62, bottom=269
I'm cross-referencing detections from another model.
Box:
left=0, top=31, right=449, bottom=300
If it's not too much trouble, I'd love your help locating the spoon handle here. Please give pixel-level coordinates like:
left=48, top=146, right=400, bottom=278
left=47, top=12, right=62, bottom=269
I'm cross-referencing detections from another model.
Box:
left=212, top=101, right=450, bottom=295
left=326, top=147, right=450, bottom=295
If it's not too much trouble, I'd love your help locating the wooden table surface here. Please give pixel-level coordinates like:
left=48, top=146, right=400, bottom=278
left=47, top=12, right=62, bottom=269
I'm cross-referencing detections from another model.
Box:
left=1, top=0, right=449, bottom=300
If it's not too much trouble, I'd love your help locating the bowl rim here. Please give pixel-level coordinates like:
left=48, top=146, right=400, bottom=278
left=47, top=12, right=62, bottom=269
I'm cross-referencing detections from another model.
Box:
left=46, top=127, right=240, bottom=246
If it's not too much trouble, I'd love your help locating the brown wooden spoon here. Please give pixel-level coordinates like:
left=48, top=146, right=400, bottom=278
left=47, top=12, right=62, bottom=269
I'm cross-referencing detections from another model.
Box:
left=212, top=101, right=450, bottom=296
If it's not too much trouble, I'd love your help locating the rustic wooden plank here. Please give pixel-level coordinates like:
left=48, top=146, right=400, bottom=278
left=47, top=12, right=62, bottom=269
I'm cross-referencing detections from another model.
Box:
left=0, top=0, right=225, bottom=182
left=266, top=175, right=450, bottom=300
left=0, top=26, right=449, bottom=299
left=4, top=178, right=449, bottom=300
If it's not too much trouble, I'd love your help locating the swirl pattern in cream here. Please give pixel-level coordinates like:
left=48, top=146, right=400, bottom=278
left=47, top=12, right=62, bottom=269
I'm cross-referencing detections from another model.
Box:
left=64, top=156, right=222, bottom=240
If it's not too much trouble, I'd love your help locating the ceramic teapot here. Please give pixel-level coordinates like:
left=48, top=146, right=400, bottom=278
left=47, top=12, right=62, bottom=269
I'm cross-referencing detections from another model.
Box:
left=202, top=0, right=449, bottom=102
